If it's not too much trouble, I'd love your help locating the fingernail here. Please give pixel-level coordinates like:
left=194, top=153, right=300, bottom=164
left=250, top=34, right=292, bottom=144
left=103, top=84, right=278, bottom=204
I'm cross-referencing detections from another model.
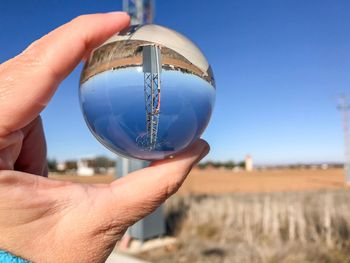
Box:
left=107, top=11, right=129, bottom=16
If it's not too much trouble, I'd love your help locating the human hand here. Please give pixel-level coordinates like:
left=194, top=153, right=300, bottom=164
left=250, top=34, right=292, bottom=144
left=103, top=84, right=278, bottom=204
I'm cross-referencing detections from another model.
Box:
left=0, top=12, right=209, bottom=263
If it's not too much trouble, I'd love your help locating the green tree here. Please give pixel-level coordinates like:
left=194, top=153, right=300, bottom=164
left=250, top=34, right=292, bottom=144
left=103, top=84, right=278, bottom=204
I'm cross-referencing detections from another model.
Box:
left=224, top=161, right=235, bottom=169
left=237, top=161, right=245, bottom=169
left=47, top=159, right=57, bottom=172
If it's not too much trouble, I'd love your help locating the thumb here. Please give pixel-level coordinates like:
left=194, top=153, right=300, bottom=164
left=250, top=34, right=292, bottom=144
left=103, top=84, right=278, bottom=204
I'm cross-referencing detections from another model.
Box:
left=103, top=140, right=209, bottom=224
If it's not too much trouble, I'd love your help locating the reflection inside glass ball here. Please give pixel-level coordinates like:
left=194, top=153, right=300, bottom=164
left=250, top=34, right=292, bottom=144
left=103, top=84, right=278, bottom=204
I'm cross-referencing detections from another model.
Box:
left=79, top=24, right=215, bottom=160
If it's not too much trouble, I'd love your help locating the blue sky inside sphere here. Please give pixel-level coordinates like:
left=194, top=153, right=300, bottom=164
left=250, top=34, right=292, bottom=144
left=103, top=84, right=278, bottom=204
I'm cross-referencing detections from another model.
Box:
left=80, top=67, right=215, bottom=160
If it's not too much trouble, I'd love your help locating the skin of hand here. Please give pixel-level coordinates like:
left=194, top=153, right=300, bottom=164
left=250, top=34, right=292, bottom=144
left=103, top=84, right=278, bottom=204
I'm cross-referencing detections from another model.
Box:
left=0, top=12, right=209, bottom=263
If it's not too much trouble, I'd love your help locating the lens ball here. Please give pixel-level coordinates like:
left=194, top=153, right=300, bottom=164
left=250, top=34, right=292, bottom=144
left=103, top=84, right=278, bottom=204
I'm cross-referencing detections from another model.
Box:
left=80, top=24, right=215, bottom=160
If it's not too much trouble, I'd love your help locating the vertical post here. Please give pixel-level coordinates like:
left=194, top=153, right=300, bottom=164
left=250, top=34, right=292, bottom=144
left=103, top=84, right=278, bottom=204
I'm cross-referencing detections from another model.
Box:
left=337, top=96, right=350, bottom=184
left=123, top=0, right=154, bottom=25
left=116, top=0, right=153, bottom=177
left=118, top=0, right=155, bottom=179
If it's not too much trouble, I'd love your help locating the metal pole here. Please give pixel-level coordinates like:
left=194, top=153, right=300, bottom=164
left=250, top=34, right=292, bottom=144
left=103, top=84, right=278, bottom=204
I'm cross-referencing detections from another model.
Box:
left=337, top=96, right=350, bottom=184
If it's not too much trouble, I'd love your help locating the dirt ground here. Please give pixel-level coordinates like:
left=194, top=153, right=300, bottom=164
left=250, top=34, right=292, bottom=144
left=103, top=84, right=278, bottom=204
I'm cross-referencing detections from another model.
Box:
left=178, top=168, right=346, bottom=194
left=49, top=168, right=346, bottom=194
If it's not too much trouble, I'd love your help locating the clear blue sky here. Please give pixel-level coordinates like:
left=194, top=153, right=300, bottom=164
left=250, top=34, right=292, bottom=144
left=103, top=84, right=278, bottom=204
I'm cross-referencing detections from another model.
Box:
left=1, top=0, right=349, bottom=164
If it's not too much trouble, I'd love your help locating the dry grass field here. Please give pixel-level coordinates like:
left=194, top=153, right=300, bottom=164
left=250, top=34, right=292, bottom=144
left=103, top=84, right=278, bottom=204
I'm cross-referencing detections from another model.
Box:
left=179, top=168, right=346, bottom=194
left=142, top=191, right=350, bottom=263
left=50, top=168, right=350, bottom=262
left=49, top=168, right=346, bottom=194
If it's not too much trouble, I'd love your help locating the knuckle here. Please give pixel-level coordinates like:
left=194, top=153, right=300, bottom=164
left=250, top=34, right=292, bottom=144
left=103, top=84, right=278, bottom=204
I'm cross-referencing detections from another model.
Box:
left=163, top=177, right=184, bottom=199
left=0, top=39, right=46, bottom=90
left=17, top=41, right=59, bottom=82
left=154, top=164, right=192, bottom=200
left=92, top=219, right=125, bottom=239
left=71, top=14, right=90, bottom=25
left=17, top=41, right=45, bottom=67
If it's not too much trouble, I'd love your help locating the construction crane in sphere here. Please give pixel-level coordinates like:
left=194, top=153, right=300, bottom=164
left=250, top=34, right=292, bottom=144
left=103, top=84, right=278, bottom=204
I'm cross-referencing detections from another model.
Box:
left=124, top=0, right=161, bottom=150
left=137, top=45, right=162, bottom=150
left=337, top=95, right=350, bottom=184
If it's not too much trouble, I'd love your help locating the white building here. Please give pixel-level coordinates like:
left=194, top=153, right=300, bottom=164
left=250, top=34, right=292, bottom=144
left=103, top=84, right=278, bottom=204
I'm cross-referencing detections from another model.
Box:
left=77, top=159, right=94, bottom=176
left=245, top=155, right=253, bottom=172
left=56, top=162, right=66, bottom=172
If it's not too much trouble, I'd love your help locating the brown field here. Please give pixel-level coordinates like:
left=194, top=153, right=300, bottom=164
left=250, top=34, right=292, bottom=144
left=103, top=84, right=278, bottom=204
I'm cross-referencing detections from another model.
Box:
left=50, top=169, right=350, bottom=263
left=49, top=168, right=347, bottom=194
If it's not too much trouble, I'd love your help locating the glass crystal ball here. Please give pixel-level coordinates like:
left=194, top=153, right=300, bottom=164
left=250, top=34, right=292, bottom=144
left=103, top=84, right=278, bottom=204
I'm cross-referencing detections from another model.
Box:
left=79, top=24, right=216, bottom=160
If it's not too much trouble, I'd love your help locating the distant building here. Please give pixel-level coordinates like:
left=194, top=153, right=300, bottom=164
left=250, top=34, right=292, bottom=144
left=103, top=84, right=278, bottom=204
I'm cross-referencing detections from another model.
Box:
left=56, top=162, right=66, bottom=172
left=232, top=166, right=241, bottom=173
left=245, top=155, right=253, bottom=172
left=54, top=157, right=115, bottom=175
left=77, top=159, right=94, bottom=176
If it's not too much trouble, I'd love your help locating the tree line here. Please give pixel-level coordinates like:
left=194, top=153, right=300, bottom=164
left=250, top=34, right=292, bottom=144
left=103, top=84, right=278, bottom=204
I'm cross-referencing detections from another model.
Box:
left=47, top=156, right=116, bottom=172
left=197, top=160, right=245, bottom=170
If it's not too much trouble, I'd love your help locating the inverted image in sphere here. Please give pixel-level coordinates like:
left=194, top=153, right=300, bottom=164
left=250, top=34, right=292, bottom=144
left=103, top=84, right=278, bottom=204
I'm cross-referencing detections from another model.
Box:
left=80, top=24, right=216, bottom=160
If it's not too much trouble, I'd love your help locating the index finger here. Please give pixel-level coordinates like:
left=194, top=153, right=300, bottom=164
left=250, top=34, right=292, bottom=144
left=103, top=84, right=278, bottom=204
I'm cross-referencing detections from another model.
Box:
left=0, top=12, right=130, bottom=136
